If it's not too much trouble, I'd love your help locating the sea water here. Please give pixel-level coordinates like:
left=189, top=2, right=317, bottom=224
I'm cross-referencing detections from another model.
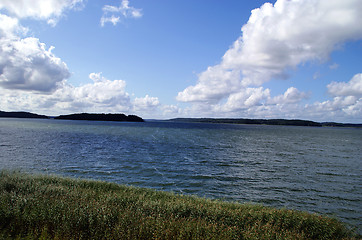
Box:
left=0, top=118, right=361, bottom=231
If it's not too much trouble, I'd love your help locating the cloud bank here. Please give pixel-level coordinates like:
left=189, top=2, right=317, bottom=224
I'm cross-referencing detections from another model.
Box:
left=0, top=72, right=166, bottom=117
left=305, top=73, right=362, bottom=120
left=176, top=0, right=362, bottom=122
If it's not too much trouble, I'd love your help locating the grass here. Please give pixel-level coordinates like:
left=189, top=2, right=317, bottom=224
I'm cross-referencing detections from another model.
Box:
left=0, top=171, right=359, bottom=240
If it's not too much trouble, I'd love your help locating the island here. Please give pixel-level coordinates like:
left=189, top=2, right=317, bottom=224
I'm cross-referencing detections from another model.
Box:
left=54, top=113, right=144, bottom=122
left=0, top=111, right=49, bottom=119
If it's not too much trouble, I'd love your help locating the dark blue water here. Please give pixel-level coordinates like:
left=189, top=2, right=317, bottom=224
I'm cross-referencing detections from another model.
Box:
left=0, top=118, right=361, bottom=231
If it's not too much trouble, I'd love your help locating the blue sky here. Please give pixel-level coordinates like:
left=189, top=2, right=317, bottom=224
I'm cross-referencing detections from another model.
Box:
left=0, top=0, right=361, bottom=123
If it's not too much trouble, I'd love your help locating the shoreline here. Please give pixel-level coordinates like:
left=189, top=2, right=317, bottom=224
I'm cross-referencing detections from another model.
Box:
left=1, top=110, right=361, bottom=127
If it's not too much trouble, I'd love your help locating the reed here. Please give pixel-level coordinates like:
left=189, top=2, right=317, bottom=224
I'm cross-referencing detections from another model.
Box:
left=0, top=171, right=358, bottom=239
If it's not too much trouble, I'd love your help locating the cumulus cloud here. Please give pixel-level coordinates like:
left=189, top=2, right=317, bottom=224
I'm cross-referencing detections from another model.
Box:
left=177, top=0, right=362, bottom=104
left=161, top=105, right=182, bottom=116
left=177, top=65, right=242, bottom=103
left=133, top=95, right=160, bottom=112
left=101, top=0, right=142, bottom=27
left=179, top=74, right=360, bottom=123
left=0, top=72, right=166, bottom=117
left=47, top=73, right=131, bottom=112
left=209, top=86, right=308, bottom=115
left=305, top=74, right=362, bottom=121
left=0, top=0, right=80, bottom=92
left=0, top=14, right=27, bottom=38
left=306, top=96, right=361, bottom=121
left=0, top=14, right=70, bottom=92
left=327, top=73, right=362, bottom=97
left=268, top=87, right=308, bottom=105
left=217, top=87, right=271, bottom=112
left=0, top=0, right=83, bottom=26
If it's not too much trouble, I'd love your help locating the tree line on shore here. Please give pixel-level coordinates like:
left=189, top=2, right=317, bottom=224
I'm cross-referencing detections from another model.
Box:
left=169, top=118, right=362, bottom=128
left=1, top=110, right=361, bottom=127
left=0, top=111, right=144, bottom=122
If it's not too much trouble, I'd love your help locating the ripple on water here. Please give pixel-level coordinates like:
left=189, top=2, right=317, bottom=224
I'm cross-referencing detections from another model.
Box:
left=0, top=119, right=361, bottom=232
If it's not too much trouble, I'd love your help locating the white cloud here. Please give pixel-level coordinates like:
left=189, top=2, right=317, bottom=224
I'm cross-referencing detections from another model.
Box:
left=161, top=105, right=182, bottom=116
left=0, top=14, right=70, bottom=92
left=100, top=16, right=120, bottom=27
left=0, top=1, right=80, bottom=92
left=0, top=72, right=167, bottom=118
left=304, top=73, right=362, bottom=121
left=178, top=75, right=360, bottom=123
left=133, top=95, right=160, bottom=112
left=89, top=72, right=108, bottom=83
left=208, top=86, right=308, bottom=116
left=217, top=87, right=270, bottom=112
left=0, top=0, right=84, bottom=26
left=0, top=14, right=28, bottom=38
left=306, top=96, right=361, bottom=121
left=177, top=0, right=362, bottom=104
left=101, top=0, right=142, bottom=27
left=223, top=0, right=362, bottom=84
left=327, top=73, right=362, bottom=97
left=177, top=65, right=242, bottom=103
left=49, top=73, right=131, bottom=112
left=268, top=87, right=308, bottom=105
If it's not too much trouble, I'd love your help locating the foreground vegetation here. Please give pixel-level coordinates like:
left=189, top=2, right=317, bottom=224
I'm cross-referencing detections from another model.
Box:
left=0, top=171, right=359, bottom=239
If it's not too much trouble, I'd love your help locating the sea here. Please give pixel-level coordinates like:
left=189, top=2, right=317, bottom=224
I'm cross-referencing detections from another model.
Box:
left=0, top=118, right=361, bottom=232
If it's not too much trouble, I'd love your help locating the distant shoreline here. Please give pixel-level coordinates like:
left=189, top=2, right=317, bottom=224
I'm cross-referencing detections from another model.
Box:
left=167, top=118, right=362, bottom=128
left=1, top=110, right=361, bottom=127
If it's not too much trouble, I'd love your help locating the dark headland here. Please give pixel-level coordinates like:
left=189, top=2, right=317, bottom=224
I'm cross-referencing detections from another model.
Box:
left=54, top=113, right=144, bottom=122
left=0, top=111, right=49, bottom=119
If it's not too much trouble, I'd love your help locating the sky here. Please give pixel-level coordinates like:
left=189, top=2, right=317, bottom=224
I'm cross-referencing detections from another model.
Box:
left=0, top=0, right=361, bottom=123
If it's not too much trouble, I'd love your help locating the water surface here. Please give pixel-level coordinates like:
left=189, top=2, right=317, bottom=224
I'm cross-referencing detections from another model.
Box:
left=0, top=118, right=361, bottom=231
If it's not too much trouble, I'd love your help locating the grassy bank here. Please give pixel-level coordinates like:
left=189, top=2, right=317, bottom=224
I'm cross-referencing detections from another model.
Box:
left=0, top=171, right=358, bottom=239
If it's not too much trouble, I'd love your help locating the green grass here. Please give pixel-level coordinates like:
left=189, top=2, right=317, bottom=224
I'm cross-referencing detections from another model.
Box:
left=0, top=171, right=359, bottom=239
